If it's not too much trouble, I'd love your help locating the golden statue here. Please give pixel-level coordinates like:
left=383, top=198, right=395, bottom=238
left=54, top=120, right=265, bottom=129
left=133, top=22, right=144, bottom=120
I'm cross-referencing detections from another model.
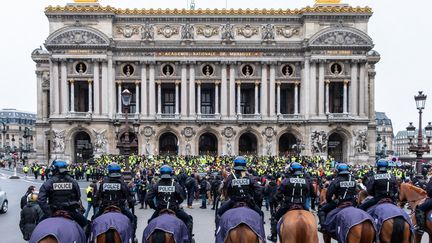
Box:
left=74, top=0, right=99, bottom=3
left=315, top=0, right=342, bottom=4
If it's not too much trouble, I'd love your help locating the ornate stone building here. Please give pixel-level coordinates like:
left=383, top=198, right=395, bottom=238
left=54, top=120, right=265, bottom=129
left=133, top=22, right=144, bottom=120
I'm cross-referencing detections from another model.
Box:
left=32, top=0, right=380, bottom=163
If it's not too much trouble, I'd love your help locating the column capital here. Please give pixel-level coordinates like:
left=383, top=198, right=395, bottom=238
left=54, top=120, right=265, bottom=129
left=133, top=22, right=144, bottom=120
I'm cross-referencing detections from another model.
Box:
left=175, top=80, right=181, bottom=85
left=156, top=80, right=162, bottom=85
left=196, top=80, right=202, bottom=85
left=228, top=61, right=237, bottom=65
left=276, top=81, right=282, bottom=86
left=343, top=79, right=350, bottom=85
left=69, top=79, right=75, bottom=84
left=116, top=80, right=123, bottom=85
left=325, top=79, right=331, bottom=85
left=236, top=81, right=241, bottom=85
left=214, top=80, right=221, bottom=85
left=135, top=80, right=141, bottom=85
left=220, top=61, right=230, bottom=65
left=294, top=81, right=300, bottom=86
left=254, top=80, right=260, bottom=86
left=87, top=79, right=93, bottom=84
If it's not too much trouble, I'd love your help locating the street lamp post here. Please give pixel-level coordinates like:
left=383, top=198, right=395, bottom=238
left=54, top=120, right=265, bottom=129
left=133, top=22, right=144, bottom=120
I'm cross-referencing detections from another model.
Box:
left=22, top=127, right=31, bottom=165
left=406, top=91, right=432, bottom=175
left=0, top=121, right=7, bottom=157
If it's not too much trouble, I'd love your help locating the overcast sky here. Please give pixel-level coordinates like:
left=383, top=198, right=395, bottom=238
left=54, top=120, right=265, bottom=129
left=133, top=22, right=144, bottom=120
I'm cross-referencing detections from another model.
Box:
left=0, top=0, right=431, bottom=133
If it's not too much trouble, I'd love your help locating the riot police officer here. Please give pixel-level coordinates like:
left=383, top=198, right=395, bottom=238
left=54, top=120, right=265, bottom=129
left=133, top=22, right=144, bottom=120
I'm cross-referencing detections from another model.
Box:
left=217, top=156, right=264, bottom=224
left=94, top=163, right=137, bottom=239
left=414, top=177, right=432, bottom=233
left=358, top=159, right=398, bottom=211
left=318, top=163, right=357, bottom=232
left=267, top=162, right=310, bottom=242
left=145, top=165, right=194, bottom=242
left=38, top=161, right=89, bottom=231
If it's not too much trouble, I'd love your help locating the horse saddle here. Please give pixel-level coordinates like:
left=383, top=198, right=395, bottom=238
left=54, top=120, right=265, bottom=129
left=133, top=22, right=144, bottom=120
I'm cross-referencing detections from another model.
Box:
left=288, top=204, right=304, bottom=211
left=52, top=210, right=73, bottom=220
left=337, top=201, right=353, bottom=209
left=377, top=198, right=394, bottom=205
left=103, top=205, right=121, bottom=214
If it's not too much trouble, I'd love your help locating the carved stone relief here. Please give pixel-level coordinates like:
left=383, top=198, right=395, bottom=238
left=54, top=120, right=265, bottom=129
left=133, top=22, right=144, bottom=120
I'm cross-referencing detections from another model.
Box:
left=157, top=25, right=179, bottom=38
left=116, top=25, right=140, bottom=38
left=311, top=131, right=328, bottom=153
left=221, top=23, right=235, bottom=42
left=52, top=130, right=65, bottom=153
left=237, top=25, right=259, bottom=38
left=42, top=72, right=50, bottom=88
left=354, top=129, right=368, bottom=153
left=261, top=24, right=275, bottom=41
left=311, top=30, right=370, bottom=46
left=141, top=22, right=154, bottom=41
left=181, top=23, right=194, bottom=40
left=92, top=129, right=107, bottom=154
left=222, top=127, right=236, bottom=156
left=196, top=25, right=219, bottom=38
left=49, top=30, right=108, bottom=45
left=276, top=26, right=300, bottom=38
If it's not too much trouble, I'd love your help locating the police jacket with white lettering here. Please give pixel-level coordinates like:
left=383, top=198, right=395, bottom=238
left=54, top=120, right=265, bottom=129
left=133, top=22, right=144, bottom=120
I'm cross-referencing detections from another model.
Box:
left=366, top=172, right=397, bottom=199
left=38, top=174, right=81, bottom=214
left=326, top=174, right=357, bottom=205
left=98, top=177, right=131, bottom=208
left=277, top=175, right=310, bottom=205
left=224, top=173, right=261, bottom=203
left=146, top=179, right=185, bottom=211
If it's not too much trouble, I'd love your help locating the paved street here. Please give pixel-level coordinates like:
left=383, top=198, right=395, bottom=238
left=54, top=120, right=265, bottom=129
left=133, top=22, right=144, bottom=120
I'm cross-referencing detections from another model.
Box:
left=0, top=168, right=429, bottom=243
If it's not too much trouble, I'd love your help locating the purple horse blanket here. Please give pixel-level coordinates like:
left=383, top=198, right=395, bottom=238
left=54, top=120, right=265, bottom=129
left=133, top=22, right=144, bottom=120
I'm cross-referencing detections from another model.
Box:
left=215, top=207, right=266, bottom=243
left=142, top=214, right=189, bottom=243
left=91, top=212, right=133, bottom=243
left=325, top=206, right=376, bottom=243
left=29, top=217, right=86, bottom=243
left=367, top=203, right=414, bottom=236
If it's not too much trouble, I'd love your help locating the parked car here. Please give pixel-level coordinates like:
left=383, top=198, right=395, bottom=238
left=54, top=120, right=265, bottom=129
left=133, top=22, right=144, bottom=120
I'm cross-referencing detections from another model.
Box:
left=0, top=187, right=7, bottom=213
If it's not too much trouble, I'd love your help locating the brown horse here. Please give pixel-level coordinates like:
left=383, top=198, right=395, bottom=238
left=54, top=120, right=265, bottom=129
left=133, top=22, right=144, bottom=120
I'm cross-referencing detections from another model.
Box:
left=147, top=229, right=175, bottom=243
left=320, top=188, right=376, bottom=243
left=278, top=210, right=318, bottom=243
left=399, top=182, right=432, bottom=243
left=225, top=223, right=262, bottom=243
left=310, top=179, right=321, bottom=211
left=38, top=235, right=58, bottom=243
left=96, top=229, right=122, bottom=243
left=357, top=190, right=411, bottom=243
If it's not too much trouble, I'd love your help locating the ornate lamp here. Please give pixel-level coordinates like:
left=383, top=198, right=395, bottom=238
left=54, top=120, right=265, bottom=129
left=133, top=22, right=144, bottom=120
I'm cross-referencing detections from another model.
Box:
left=426, top=122, right=432, bottom=143
left=406, top=122, right=416, bottom=144
left=121, top=89, right=132, bottom=107
left=415, top=91, right=427, bottom=111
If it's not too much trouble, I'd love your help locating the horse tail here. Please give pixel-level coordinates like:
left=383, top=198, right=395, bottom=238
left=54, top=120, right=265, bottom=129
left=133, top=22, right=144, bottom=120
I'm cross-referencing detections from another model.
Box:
left=151, top=229, right=167, bottom=243
left=359, top=220, right=375, bottom=243
left=391, top=216, right=405, bottom=243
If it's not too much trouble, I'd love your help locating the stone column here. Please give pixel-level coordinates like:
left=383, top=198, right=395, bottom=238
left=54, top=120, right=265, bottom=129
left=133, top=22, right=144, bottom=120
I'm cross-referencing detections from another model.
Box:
left=276, top=81, right=281, bottom=115
left=149, top=64, right=156, bottom=116
left=60, top=62, right=68, bottom=114
left=229, top=64, right=236, bottom=117
left=101, top=61, right=108, bottom=115
left=318, top=61, right=325, bottom=116
left=215, top=81, right=220, bottom=114
left=70, top=79, right=75, bottom=112
left=93, top=62, right=100, bottom=115
left=141, top=63, right=147, bottom=116
left=294, top=81, right=299, bottom=115
left=359, top=63, right=365, bottom=116
left=309, top=61, right=317, bottom=116
left=220, top=63, right=227, bottom=117
left=343, top=80, right=349, bottom=114
left=43, top=91, right=48, bottom=119
left=197, top=81, right=202, bottom=115
left=301, top=57, right=310, bottom=117
left=117, top=81, right=122, bottom=114
left=88, top=79, right=93, bottom=113
left=107, top=54, right=115, bottom=117
left=35, top=71, right=43, bottom=119
left=51, top=60, right=59, bottom=115
left=181, top=64, right=187, bottom=117
left=237, top=81, right=241, bottom=115
left=157, top=81, right=162, bottom=114
left=260, top=64, right=268, bottom=117
left=325, top=80, right=330, bottom=114
left=369, top=69, right=376, bottom=119
left=175, top=81, right=180, bottom=115
left=364, top=64, right=370, bottom=118
left=269, top=64, right=276, bottom=117
left=350, top=62, right=358, bottom=116
left=135, top=81, right=140, bottom=114
left=189, top=64, right=196, bottom=117
left=254, top=81, right=259, bottom=115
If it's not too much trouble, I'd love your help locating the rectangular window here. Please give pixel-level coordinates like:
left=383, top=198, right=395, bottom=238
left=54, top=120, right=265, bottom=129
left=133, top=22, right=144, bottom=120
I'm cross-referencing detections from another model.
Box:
left=280, top=84, right=295, bottom=114
left=240, top=88, right=254, bottom=114
left=201, top=89, right=214, bottom=114
left=162, top=89, right=175, bottom=114
left=329, top=82, right=344, bottom=113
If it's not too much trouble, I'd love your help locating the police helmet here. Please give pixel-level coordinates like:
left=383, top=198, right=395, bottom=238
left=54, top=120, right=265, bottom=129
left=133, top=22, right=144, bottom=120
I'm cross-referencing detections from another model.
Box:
left=289, top=162, right=304, bottom=176
left=107, top=163, right=122, bottom=178
left=51, top=160, right=68, bottom=174
left=160, top=165, right=173, bottom=179
left=336, top=163, right=350, bottom=175
left=27, top=192, right=39, bottom=203
left=376, top=159, right=389, bottom=172
left=233, top=156, right=247, bottom=171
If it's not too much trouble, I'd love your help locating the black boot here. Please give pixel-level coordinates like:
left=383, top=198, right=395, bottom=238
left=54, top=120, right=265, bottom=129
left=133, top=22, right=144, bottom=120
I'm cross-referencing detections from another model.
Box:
left=187, top=222, right=194, bottom=243
left=266, top=218, right=278, bottom=242
left=317, top=211, right=327, bottom=233
left=415, top=208, right=426, bottom=234
left=83, top=221, right=92, bottom=240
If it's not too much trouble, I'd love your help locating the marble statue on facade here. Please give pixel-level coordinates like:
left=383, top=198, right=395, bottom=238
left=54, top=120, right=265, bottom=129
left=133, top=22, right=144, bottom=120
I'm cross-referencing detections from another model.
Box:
left=311, top=131, right=328, bottom=153
left=354, top=129, right=368, bottom=153
left=181, top=23, right=194, bottom=40
left=141, top=22, right=154, bottom=40
left=52, top=130, right=65, bottom=153
left=93, top=129, right=107, bottom=154
left=262, top=24, right=275, bottom=41
left=221, top=23, right=235, bottom=42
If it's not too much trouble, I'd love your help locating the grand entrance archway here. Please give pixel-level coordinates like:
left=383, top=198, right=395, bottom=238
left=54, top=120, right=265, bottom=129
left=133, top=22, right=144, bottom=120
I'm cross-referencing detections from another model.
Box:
left=74, top=131, right=93, bottom=163
left=199, top=133, right=218, bottom=155
left=159, top=132, right=178, bottom=155
left=279, top=133, right=297, bottom=156
left=328, top=133, right=344, bottom=162
left=118, top=131, right=139, bottom=155
left=238, top=132, right=258, bottom=155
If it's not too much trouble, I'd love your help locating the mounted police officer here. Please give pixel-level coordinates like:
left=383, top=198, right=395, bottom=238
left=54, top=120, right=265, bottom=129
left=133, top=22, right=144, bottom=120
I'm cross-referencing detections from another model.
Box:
left=267, top=162, right=310, bottom=242
left=145, top=165, right=194, bottom=243
left=216, top=156, right=264, bottom=225
left=94, top=163, right=137, bottom=240
left=414, top=176, right=432, bottom=233
left=37, top=161, right=89, bottom=232
left=318, top=163, right=357, bottom=232
left=358, top=159, right=398, bottom=211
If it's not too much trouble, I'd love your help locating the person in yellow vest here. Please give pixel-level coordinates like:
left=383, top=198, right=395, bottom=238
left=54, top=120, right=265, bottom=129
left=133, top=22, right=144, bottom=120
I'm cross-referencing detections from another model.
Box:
left=84, top=180, right=98, bottom=219
left=23, top=165, right=29, bottom=178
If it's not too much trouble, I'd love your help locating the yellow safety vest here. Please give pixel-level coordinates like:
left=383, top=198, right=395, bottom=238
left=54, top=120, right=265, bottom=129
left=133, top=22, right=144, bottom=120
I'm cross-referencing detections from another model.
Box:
left=86, top=186, right=93, bottom=202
